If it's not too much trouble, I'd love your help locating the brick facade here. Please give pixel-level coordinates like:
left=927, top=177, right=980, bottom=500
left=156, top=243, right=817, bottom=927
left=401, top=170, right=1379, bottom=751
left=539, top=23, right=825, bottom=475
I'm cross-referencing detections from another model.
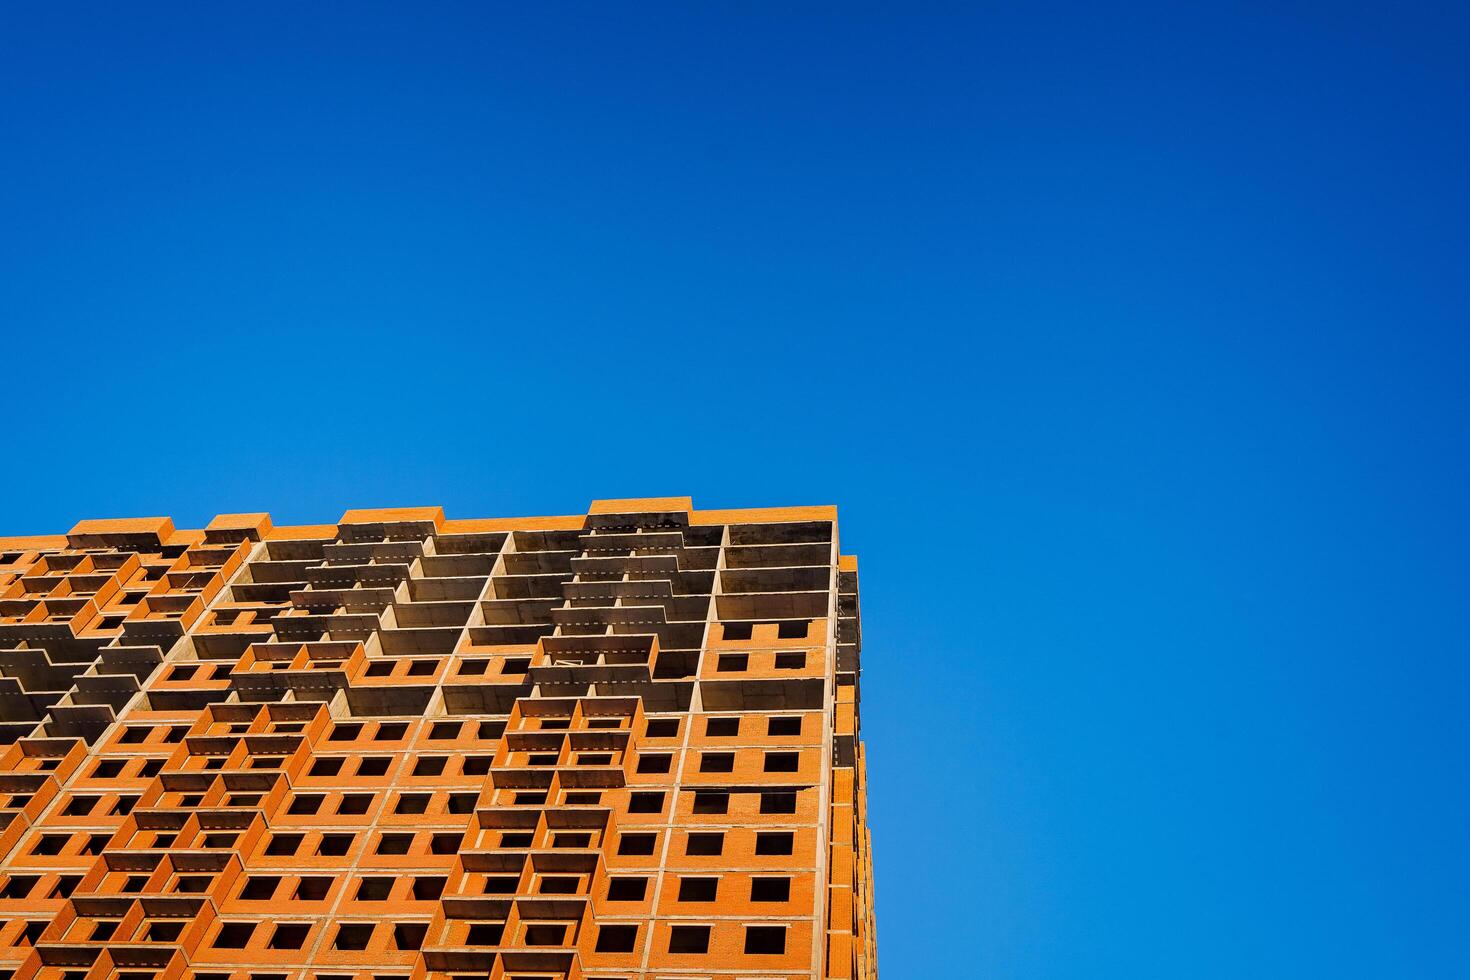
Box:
left=0, top=498, right=876, bottom=980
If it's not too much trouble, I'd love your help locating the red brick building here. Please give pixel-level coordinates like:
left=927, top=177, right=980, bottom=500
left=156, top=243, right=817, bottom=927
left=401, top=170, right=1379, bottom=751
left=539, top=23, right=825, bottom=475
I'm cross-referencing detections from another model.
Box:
left=0, top=498, right=876, bottom=980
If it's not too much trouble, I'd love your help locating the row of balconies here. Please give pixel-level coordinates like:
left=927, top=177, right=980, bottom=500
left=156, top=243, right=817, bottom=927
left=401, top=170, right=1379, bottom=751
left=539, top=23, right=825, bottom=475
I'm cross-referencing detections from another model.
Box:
left=0, top=541, right=246, bottom=646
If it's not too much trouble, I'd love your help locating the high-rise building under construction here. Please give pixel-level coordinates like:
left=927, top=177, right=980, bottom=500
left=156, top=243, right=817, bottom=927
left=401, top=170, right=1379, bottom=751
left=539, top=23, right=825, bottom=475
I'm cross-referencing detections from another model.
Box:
left=0, top=497, right=876, bottom=980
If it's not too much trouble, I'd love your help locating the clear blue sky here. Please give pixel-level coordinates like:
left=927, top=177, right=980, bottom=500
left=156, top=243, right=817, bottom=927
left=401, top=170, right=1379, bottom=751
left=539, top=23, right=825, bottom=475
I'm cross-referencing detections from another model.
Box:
left=2, top=3, right=1467, bottom=977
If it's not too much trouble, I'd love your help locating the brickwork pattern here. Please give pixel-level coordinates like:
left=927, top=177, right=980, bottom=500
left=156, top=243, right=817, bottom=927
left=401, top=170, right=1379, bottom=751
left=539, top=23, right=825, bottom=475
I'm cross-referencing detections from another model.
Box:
left=0, top=498, right=875, bottom=980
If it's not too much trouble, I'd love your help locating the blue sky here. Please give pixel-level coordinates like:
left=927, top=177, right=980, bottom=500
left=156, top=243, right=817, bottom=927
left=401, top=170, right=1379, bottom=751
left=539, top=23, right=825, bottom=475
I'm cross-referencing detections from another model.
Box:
left=2, top=3, right=1468, bottom=977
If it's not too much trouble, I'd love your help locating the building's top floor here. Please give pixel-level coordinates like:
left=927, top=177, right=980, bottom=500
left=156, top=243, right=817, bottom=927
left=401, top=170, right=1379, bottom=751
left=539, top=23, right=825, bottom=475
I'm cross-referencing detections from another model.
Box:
left=2, top=497, right=852, bottom=551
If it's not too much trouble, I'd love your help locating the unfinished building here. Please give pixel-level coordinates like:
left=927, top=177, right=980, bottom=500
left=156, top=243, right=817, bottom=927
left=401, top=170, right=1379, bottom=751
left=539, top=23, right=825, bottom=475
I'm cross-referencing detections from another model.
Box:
left=0, top=497, right=876, bottom=980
